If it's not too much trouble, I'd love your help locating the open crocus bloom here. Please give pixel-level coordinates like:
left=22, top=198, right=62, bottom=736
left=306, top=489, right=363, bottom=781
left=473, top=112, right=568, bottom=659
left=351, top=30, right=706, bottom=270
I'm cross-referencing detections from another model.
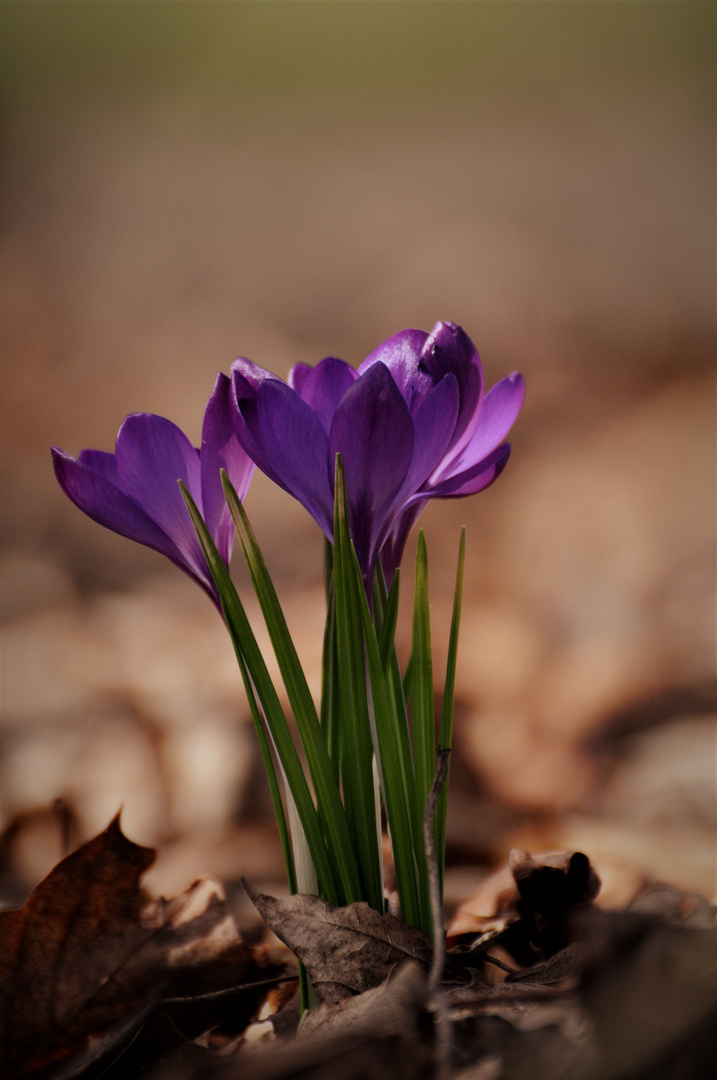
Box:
left=231, top=322, right=524, bottom=583
left=52, top=374, right=254, bottom=607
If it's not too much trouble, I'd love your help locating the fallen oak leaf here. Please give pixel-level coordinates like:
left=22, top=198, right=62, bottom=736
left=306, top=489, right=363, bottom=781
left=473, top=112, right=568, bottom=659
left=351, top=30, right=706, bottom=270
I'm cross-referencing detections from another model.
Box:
left=0, top=815, right=251, bottom=1079
left=243, top=881, right=433, bottom=1005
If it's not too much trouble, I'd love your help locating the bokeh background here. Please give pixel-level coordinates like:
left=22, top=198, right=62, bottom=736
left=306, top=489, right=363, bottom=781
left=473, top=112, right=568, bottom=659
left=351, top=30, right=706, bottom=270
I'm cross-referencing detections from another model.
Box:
left=1, top=1, right=714, bottom=917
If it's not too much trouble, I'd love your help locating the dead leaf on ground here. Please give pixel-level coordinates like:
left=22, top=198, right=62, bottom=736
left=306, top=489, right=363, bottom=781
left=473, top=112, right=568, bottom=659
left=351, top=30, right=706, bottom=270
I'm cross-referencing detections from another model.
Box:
left=447, top=850, right=600, bottom=963
left=243, top=881, right=433, bottom=1004
left=0, top=815, right=252, bottom=1079
left=298, top=961, right=427, bottom=1040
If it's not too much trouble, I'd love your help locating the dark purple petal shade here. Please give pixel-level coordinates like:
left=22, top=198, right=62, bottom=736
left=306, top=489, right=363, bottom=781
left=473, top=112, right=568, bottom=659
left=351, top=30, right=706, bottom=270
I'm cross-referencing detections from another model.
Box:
left=420, top=322, right=483, bottom=447
left=398, top=373, right=459, bottom=497
left=297, top=357, right=358, bottom=434
left=231, top=371, right=290, bottom=493
left=114, top=414, right=207, bottom=586
left=77, top=448, right=121, bottom=485
left=358, top=328, right=432, bottom=405
left=254, top=380, right=335, bottom=536
left=427, top=443, right=511, bottom=499
left=329, top=363, right=414, bottom=570
left=201, top=373, right=255, bottom=565
left=52, top=447, right=188, bottom=570
left=53, top=377, right=259, bottom=608
left=379, top=501, right=427, bottom=586
left=420, top=321, right=478, bottom=380
left=437, top=372, right=525, bottom=479
left=288, top=363, right=312, bottom=395
left=231, top=356, right=281, bottom=392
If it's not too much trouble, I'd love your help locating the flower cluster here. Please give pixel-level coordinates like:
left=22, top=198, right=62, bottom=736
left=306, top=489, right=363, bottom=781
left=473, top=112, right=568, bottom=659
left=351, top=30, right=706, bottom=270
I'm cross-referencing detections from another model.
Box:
left=53, top=322, right=524, bottom=592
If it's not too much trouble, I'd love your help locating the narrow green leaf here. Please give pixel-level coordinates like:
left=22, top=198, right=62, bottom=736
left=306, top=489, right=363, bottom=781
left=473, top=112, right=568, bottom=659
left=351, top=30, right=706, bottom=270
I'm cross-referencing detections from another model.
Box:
left=373, top=565, right=416, bottom=815
left=332, top=456, right=383, bottom=911
left=320, top=576, right=342, bottom=778
left=235, top=649, right=297, bottom=895
left=435, top=527, right=466, bottom=896
left=178, top=481, right=341, bottom=905
left=323, top=536, right=334, bottom=604
left=402, top=652, right=413, bottom=705
left=376, top=570, right=401, bottom=674
left=349, top=542, right=422, bottom=929
left=221, top=471, right=362, bottom=905
left=411, top=530, right=434, bottom=933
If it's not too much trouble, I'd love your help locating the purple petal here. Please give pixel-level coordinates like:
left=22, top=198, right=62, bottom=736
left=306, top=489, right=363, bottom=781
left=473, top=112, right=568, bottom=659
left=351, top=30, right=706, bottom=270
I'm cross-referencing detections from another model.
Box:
left=437, top=372, right=525, bottom=480
left=297, top=356, right=358, bottom=433
left=231, top=371, right=285, bottom=491
left=358, top=328, right=432, bottom=408
left=401, top=373, right=460, bottom=494
left=426, top=443, right=511, bottom=499
left=78, top=448, right=121, bottom=486
left=379, top=502, right=428, bottom=586
left=201, top=373, right=255, bottom=565
left=52, top=446, right=186, bottom=567
left=115, top=414, right=208, bottom=580
left=420, top=322, right=483, bottom=447
left=288, top=363, right=312, bottom=394
left=420, top=322, right=477, bottom=380
left=329, top=362, right=414, bottom=575
left=371, top=374, right=460, bottom=561
left=230, top=356, right=280, bottom=391
left=251, top=380, right=334, bottom=535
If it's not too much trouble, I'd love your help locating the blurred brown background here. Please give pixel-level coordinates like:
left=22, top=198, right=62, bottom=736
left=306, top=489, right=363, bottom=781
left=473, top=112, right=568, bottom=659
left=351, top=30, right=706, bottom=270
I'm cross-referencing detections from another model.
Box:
left=0, top=2, right=714, bottom=914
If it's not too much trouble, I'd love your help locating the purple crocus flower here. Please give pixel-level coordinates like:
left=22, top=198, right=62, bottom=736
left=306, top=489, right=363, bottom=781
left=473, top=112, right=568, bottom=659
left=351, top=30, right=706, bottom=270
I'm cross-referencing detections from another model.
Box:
left=52, top=374, right=254, bottom=607
left=230, top=321, right=524, bottom=583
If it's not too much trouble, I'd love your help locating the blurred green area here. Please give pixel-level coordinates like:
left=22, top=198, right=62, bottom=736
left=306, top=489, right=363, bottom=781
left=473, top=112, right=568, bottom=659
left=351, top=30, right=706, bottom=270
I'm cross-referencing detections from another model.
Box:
left=2, top=0, right=713, bottom=115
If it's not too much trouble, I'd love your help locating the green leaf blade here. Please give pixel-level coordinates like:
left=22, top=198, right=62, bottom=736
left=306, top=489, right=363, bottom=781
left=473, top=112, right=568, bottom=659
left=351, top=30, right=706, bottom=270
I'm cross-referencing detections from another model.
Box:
left=220, top=472, right=362, bottom=906
left=179, top=480, right=341, bottom=905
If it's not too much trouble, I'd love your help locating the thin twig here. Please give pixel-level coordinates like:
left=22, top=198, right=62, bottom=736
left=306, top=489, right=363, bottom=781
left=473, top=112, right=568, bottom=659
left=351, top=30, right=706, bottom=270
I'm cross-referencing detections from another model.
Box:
left=163, top=973, right=298, bottom=1004
left=482, top=953, right=518, bottom=976
left=423, top=747, right=451, bottom=1076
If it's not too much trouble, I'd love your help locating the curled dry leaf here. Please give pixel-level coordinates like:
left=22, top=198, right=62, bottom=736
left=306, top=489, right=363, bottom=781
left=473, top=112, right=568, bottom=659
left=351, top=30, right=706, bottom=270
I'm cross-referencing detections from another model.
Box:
left=0, top=815, right=250, bottom=1079
left=243, top=882, right=433, bottom=1004
left=447, top=849, right=600, bottom=956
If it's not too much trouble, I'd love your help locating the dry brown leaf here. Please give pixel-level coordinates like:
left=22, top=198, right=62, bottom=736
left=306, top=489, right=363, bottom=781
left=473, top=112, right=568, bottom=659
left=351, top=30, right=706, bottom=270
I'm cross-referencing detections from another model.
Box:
left=446, top=863, right=520, bottom=943
left=298, top=962, right=426, bottom=1040
left=243, top=882, right=433, bottom=1005
left=0, top=815, right=250, bottom=1079
left=447, top=849, right=600, bottom=955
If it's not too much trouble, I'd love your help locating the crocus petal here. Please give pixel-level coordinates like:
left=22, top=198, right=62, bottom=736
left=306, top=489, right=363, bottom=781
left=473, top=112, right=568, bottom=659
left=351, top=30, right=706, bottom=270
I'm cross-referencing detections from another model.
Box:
left=437, top=372, right=525, bottom=480
left=201, top=373, right=255, bottom=566
left=329, top=362, right=414, bottom=575
left=420, top=322, right=483, bottom=447
left=372, top=373, right=460, bottom=562
left=401, top=373, right=460, bottom=495
left=52, top=447, right=187, bottom=568
left=231, top=371, right=288, bottom=493
left=78, top=448, right=121, bottom=486
left=358, top=328, right=432, bottom=409
left=251, top=379, right=334, bottom=535
left=115, top=414, right=208, bottom=582
left=230, top=356, right=280, bottom=392
left=288, top=363, right=312, bottom=394
left=297, top=356, right=358, bottom=433
left=426, top=443, right=511, bottom=499
left=379, top=501, right=427, bottom=586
